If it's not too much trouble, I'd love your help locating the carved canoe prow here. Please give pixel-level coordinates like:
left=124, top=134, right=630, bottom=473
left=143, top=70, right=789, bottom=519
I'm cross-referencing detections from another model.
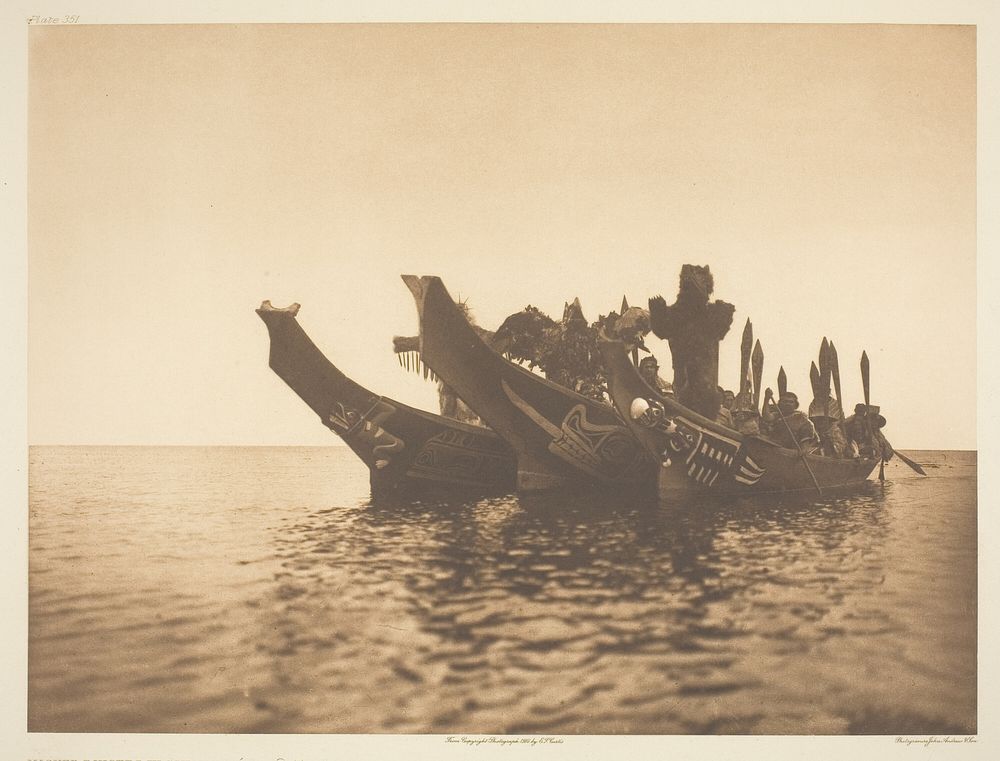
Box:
left=256, top=299, right=516, bottom=496
left=401, top=274, right=655, bottom=493
left=257, top=300, right=300, bottom=317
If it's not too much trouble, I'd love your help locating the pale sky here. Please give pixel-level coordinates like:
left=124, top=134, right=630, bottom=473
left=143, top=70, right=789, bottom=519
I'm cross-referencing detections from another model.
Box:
left=28, top=23, right=976, bottom=449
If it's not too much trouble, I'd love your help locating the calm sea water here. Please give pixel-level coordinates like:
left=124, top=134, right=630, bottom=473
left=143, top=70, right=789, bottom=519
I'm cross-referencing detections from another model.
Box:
left=28, top=446, right=976, bottom=734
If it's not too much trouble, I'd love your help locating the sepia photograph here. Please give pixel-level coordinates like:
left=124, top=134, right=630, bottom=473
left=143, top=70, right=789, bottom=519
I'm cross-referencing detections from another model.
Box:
left=6, top=2, right=997, bottom=759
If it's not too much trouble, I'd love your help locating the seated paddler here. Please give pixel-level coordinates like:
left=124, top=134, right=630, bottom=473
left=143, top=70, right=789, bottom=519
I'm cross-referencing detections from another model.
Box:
left=639, top=355, right=674, bottom=397
left=762, top=389, right=819, bottom=452
left=809, top=394, right=848, bottom=458
left=722, top=388, right=736, bottom=411
left=714, top=387, right=735, bottom=429
left=730, top=387, right=761, bottom=436
left=844, top=404, right=894, bottom=462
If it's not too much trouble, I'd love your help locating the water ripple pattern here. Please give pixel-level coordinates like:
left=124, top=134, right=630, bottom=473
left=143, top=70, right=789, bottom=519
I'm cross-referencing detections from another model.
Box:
left=28, top=446, right=976, bottom=734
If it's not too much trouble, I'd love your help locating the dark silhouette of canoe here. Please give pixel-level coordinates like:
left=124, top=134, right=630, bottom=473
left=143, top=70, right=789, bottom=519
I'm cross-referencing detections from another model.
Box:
left=402, top=276, right=656, bottom=492
left=256, top=301, right=516, bottom=496
left=597, top=335, right=879, bottom=499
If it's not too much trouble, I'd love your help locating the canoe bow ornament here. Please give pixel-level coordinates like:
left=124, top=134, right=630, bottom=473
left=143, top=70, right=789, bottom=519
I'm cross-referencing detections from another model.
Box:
left=329, top=402, right=366, bottom=435
left=630, top=395, right=766, bottom=488
left=501, top=380, right=645, bottom=480
left=328, top=401, right=405, bottom=469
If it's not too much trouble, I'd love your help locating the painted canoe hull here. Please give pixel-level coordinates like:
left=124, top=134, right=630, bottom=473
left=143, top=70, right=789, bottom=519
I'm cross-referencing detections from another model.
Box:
left=402, top=276, right=656, bottom=492
left=256, top=302, right=516, bottom=496
left=597, top=336, right=878, bottom=500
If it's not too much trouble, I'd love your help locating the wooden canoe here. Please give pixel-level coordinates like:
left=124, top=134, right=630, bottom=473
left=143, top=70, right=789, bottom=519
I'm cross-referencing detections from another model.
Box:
left=597, top=335, right=878, bottom=500
left=402, top=276, right=656, bottom=492
left=256, top=301, right=516, bottom=497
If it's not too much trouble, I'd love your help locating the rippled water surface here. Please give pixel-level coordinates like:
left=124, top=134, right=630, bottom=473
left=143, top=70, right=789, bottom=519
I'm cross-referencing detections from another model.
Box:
left=28, top=446, right=976, bottom=734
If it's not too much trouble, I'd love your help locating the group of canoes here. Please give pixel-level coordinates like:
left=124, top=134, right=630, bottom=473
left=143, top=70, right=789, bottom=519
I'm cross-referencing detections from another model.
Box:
left=256, top=266, right=923, bottom=499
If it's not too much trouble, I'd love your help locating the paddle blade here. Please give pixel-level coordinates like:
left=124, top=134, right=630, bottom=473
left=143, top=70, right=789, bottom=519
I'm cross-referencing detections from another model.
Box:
left=740, top=318, right=753, bottom=392
left=895, top=449, right=928, bottom=476
left=778, top=366, right=787, bottom=399
left=861, top=351, right=871, bottom=407
left=819, top=338, right=831, bottom=396
left=751, top=340, right=764, bottom=410
left=830, top=341, right=842, bottom=403
left=809, top=361, right=821, bottom=400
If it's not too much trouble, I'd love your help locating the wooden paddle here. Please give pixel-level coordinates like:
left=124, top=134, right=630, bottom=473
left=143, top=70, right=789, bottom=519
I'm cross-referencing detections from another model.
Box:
left=777, top=366, right=787, bottom=400
left=751, top=340, right=764, bottom=413
left=740, top=318, right=753, bottom=397
left=893, top=449, right=928, bottom=476
left=859, top=351, right=923, bottom=476
left=809, top=361, right=821, bottom=401
left=830, top=341, right=842, bottom=408
left=861, top=351, right=870, bottom=408
left=819, top=338, right=831, bottom=397
left=861, top=351, right=884, bottom=481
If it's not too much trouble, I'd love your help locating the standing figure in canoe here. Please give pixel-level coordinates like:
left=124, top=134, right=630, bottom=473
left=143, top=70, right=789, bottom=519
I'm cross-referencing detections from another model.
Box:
left=648, top=264, right=735, bottom=420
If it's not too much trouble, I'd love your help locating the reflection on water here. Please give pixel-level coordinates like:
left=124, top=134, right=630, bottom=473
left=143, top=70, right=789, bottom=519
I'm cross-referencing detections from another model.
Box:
left=29, top=447, right=976, bottom=734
